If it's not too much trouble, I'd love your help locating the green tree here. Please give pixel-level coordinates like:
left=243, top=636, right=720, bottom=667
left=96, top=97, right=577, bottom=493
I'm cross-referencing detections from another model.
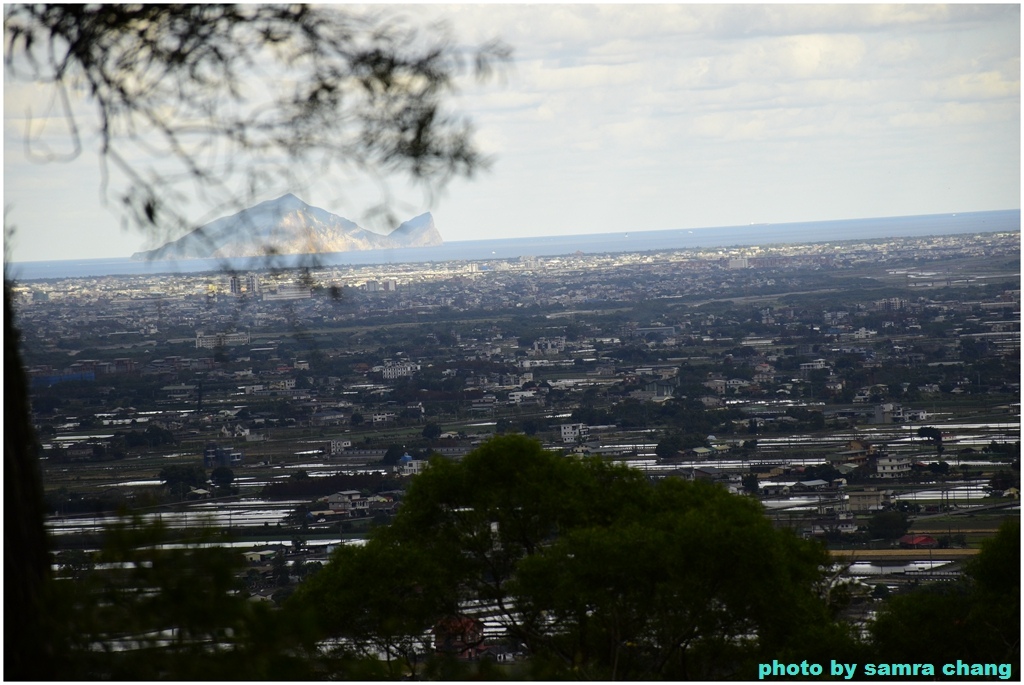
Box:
left=158, top=464, right=207, bottom=500
left=511, top=477, right=837, bottom=679
left=917, top=426, right=945, bottom=457
left=867, top=510, right=910, bottom=541
left=655, top=433, right=684, bottom=459
left=210, top=466, right=235, bottom=491
left=421, top=422, right=442, bottom=440
left=869, top=521, right=1019, bottom=675
left=272, top=551, right=291, bottom=587
left=294, top=538, right=456, bottom=678
left=382, top=444, right=406, bottom=466
left=296, top=435, right=846, bottom=679
left=43, top=519, right=321, bottom=679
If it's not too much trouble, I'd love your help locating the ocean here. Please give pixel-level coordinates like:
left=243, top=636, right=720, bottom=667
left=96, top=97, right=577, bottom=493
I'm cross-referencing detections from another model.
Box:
left=7, top=209, right=1019, bottom=281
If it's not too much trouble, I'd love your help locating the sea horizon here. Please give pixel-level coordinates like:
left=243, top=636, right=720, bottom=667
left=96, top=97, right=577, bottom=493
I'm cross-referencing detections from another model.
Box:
left=7, top=209, right=1020, bottom=281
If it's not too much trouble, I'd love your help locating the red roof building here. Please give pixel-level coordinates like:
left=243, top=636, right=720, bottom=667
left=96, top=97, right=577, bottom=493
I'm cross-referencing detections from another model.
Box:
left=898, top=534, right=939, bottom=549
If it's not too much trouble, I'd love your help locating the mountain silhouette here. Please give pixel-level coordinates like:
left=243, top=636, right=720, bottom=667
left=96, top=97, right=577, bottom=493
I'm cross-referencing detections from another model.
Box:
left=131, top=194, right=442, bottom=259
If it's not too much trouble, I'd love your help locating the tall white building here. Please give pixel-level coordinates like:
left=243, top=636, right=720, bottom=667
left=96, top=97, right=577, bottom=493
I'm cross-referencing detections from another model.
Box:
left=876, top=454, right=912, bottom=479
left=560, top=423, right=589, bottom=444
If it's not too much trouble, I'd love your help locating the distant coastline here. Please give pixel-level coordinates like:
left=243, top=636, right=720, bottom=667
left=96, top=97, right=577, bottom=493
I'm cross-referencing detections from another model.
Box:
left=8, top=209, right=1020, bottom=281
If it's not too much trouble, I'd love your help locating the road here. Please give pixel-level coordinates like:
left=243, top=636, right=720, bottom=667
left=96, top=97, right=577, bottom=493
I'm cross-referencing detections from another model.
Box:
left=829, top=548, right=979, bottom=562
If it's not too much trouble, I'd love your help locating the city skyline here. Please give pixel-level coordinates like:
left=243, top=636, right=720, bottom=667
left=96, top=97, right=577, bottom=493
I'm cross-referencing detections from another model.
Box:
left=4, top=3, right=1020, bottom=263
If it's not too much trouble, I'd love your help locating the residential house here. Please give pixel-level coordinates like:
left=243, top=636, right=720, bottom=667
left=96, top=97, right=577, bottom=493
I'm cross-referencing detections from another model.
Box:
left=846, top=487, right=890, bottom=513
left=327, top=490, right=369, bottom=516
left=560, top=423, right=590, bottom=444
left=396, top=454, right=429, bottom=477
left=875, top=453, right=912, bottom=479
left=872, top=403, right=905, bottom=424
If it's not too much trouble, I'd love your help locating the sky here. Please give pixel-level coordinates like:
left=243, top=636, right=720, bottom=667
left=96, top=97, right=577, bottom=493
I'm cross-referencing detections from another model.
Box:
left=3, top=3, right=1020, bottom=263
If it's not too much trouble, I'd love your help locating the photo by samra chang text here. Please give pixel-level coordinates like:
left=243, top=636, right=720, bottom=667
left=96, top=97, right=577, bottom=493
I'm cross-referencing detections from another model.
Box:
left=759, top=659, right=1015, bottom=680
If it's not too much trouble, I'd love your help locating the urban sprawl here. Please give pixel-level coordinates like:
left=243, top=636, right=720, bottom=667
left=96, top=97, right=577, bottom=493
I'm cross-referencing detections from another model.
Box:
left=14, top=228, right=1020, bottom=675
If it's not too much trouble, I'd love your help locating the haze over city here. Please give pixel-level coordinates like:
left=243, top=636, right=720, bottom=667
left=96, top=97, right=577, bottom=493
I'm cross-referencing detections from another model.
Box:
left=4, top=3, right=1020, bottom=263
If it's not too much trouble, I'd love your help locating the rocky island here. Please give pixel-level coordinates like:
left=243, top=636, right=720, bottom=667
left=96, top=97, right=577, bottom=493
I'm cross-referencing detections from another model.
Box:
left=131, top=194, right=442, bottom=260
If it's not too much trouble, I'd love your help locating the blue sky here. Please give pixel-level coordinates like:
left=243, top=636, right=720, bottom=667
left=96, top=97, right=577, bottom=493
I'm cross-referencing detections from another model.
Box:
left=4, top=3, right=1020, bottom=262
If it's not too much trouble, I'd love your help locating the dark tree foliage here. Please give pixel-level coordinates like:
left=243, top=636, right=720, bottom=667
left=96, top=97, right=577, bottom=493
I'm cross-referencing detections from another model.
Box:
left=4, top=4, right=509, bottom=249
left=210, top=466, right=235, bottom=490
left=159, top=464, right=207, bottom=499
left=293, top=436, right=848, bottom=679
left=421, top=421, right=442, bottom=440
left=867, top=510, right=910, bottom=541
left=119, top=424, right=176, bottom=448
left=43, top=519, right=322, bottom=679
left=382, top=443, right=407, bottom=465
left=5, top=281, right=53, bottom=679
left=917, top=426, right=945, bottom=456
left=655, top=431, right=709, bottom=459
left=869, top=521, right=1020, bottom=678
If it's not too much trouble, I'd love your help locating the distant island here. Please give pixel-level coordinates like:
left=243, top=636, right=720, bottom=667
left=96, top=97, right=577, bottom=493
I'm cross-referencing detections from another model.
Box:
left=131, top=194, right=442, bottom=260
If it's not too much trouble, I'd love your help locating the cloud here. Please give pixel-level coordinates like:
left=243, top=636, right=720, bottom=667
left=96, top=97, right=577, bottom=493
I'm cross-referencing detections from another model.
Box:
left=5, top=4, right=1020, bottom=260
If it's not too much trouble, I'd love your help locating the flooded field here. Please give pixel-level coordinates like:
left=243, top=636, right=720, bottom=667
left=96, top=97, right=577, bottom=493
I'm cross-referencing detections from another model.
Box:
left=46, top=498, right=308, bottom=537
left=846, top=560, right=953, bottom=577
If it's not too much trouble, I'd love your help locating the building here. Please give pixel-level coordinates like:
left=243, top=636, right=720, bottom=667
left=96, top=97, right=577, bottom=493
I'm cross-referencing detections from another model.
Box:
left=262, top=283, right=311, bottom=301
left=560, top=423, right=589, bottom=444
left=800, top=359, right=829, bottom=374
left=327, top=490, right=369, bottom=516
left=382, top=361, right=420, bottom=380
left=873, top=403, right=906, bottom=424
left=533, top=337, right=566, bottom=355
left=203, top=443, right=243, bottom=469
left=433, top=615, right=486, bottom=660
left=196, top=331, right=251, bottom=349
left=397, top=454, right=429, bottom=477
left=846, top=487, right=890, bottom=512
left=329, top=439, right=352, bottom=455
left=898, top=534, right=939, bottom=549
left=876, top=453, right=912, bottom=479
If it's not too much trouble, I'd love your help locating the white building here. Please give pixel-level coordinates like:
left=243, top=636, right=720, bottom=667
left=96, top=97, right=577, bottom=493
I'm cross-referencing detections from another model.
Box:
left=533, top=337, right=566, bottom=355
left=382, top=361, right=421, bottom=380
left=397, top=454, right=429, bottom=477
left=327, top=490, right=369, bottom=516
left=195, top=331, right=250, bottom=349
left=330, top=439, right=352, bottom=455
left=873, top=403, right=905, bottom=424
left=508, top=390, right=538, bottom=404
left=799, top=359, right=829, bottom=372
left=560, top=423, right=590, bottom=444
left=876, top=454, right=912, bottom=479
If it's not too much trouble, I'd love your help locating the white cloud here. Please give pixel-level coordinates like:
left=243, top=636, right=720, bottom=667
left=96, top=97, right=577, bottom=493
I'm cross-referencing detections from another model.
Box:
left=4, top=4, right=1020, bottom=260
